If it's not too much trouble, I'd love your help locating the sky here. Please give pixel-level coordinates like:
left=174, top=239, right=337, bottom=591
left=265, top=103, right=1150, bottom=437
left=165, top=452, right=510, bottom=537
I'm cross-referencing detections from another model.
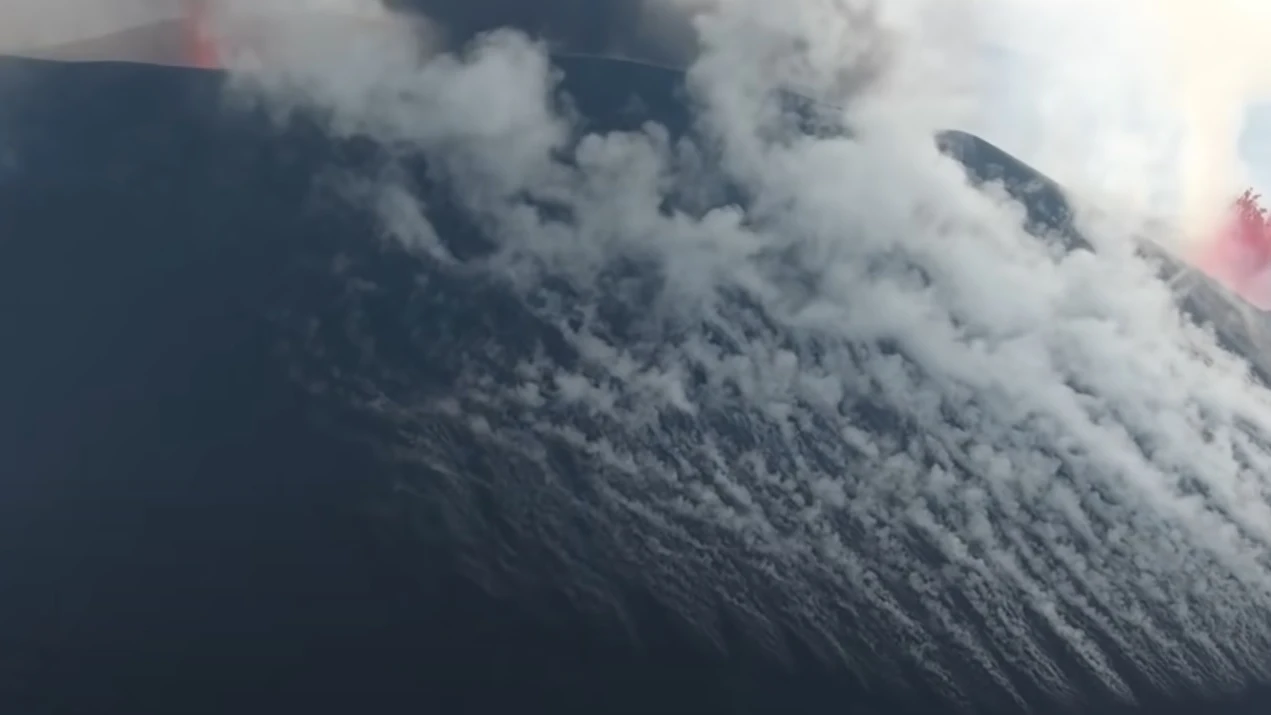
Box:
left=1241, top=105, right=1271, bottom=198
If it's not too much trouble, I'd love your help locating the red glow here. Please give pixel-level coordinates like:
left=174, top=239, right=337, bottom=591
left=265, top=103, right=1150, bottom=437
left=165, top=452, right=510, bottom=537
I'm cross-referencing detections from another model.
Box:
left=1194, top=189, right=1271, bottom=306
left=184, top=0, right=221, bottom=69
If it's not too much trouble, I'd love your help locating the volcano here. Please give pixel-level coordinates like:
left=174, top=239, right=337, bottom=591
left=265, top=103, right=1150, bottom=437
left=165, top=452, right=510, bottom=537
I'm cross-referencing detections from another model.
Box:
left=4, top=33, right=1271, bottom=715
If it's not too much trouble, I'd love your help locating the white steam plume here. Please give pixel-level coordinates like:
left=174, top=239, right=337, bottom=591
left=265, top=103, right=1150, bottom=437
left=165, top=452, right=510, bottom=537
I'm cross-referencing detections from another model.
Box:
left=969, top=0, right=1271, bottom=245
left=224, top=0, right=1271, bottom=711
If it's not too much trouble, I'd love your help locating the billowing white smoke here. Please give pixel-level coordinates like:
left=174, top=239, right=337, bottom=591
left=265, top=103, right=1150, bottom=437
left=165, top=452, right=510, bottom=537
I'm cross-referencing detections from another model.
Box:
left=970, top=0, right=1271, bottom=245
left=227, top=0, right=1271, bottom=710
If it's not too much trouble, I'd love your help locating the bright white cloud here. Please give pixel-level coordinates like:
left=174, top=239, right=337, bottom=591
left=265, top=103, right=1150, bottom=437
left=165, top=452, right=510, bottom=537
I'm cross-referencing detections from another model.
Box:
left=969, top=0, right=1271, bottom=246
left=220, top=0, right=1271, bottom=710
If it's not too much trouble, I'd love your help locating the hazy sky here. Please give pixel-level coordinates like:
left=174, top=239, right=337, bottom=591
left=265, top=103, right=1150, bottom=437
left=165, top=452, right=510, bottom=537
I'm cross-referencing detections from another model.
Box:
left=1241, top=106, right=1271, bottom=197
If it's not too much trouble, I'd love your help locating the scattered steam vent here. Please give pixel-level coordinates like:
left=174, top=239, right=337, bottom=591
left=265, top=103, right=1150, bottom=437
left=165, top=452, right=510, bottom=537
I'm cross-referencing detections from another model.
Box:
left=8, top=2, right=1271, bottom=715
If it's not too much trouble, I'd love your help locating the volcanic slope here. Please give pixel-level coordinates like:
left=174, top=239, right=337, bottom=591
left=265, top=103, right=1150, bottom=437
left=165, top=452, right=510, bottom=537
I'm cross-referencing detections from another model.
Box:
left=4, top=53, right=1271, bottom=715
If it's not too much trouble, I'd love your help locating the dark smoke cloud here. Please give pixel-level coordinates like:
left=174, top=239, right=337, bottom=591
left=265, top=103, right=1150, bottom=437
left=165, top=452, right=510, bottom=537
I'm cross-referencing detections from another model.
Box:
left=386, top=0, right=703, bottom=66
